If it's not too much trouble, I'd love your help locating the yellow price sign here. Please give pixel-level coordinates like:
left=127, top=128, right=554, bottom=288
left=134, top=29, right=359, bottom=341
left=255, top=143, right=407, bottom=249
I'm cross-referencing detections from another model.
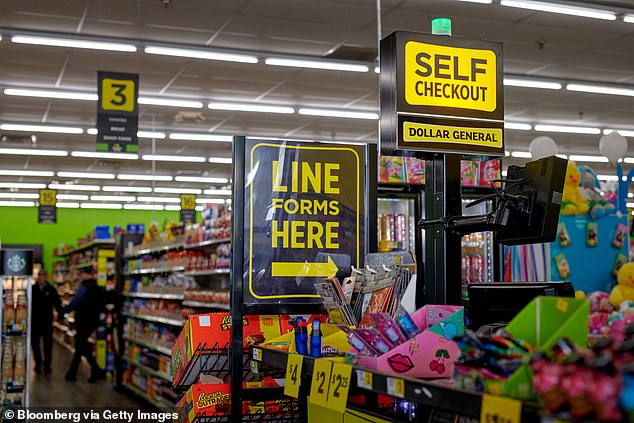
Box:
left=39, top=189, right=57, bottom=206
left=180, top=194, right=196, bottom=210
left=284, top=353, right=303, bottom=398
left=387, top=377, right=405, bottom=398
left=309, top=359, right=333, bottom=407
left=101, top=78, right=136, bottom=112
left=480, top=394, right=521, bottom=423
left=326, top=363, right=352, bottom=412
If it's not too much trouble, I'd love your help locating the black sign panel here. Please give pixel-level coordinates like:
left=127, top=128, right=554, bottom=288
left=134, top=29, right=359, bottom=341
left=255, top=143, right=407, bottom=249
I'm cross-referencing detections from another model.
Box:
left=243, top=139, right=366, bottom=304
left=38, top=189, right=57, bottom=224
left=97, top=71, right=139, bottom=153
left=0, top=249, right=34, bottom=276
left=380, top=31, right=504, bottom=156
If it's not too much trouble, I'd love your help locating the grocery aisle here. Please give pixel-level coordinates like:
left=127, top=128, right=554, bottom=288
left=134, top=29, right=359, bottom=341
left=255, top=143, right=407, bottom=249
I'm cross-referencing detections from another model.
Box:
left=29, top=343, right=146, bottom=408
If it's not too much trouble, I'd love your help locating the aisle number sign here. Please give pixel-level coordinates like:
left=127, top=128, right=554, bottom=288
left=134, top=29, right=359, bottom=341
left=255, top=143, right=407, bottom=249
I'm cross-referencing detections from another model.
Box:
left=38, top=189, right=57, bottom=224
left=379, top=31, right=504, bottom=156
left=180, top=194, right=197, bottom=224
left=244, top=139, right=366, bottom=303
left=97, top=71, right=139, bottom=153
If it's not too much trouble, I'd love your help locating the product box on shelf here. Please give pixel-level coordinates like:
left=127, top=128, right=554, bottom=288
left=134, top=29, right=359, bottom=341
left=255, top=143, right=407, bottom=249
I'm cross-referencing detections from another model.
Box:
left=354, top=305, right=464, bottom=378
left=264, top=321, right=349, bottom=355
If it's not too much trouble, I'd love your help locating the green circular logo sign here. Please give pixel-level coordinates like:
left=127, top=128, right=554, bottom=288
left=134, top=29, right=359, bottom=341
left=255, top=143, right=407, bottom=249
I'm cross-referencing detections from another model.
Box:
left=6, top=254, right=26, bottom=273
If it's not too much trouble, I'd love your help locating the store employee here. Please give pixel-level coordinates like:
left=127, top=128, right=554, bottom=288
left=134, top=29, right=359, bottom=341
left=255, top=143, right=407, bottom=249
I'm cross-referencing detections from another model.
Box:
left=31, top=269, right=61, bottom=374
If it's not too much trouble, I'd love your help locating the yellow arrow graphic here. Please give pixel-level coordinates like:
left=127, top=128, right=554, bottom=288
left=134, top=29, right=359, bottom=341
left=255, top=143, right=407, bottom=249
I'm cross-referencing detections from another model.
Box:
left=271, top=256, right=338, bottom=278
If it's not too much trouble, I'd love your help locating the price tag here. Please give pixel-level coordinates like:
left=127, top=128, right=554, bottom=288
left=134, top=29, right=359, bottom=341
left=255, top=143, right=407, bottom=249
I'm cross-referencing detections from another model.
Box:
left=252, top=348, right=262, bottom=361
left=480, top=394, right=521, bottom=423
left=387, top=377, right=405, bottom=398
left=326, top=363, right=352, bottom=412
left=250, top=360, right=260, bottom=375
left=356, top=369, right=373, bottom=390
left=309, top=359, right=333, bottom=407
left=556, top=298, right=569, bottom=313
left=284, top=354, right=303, bottom=398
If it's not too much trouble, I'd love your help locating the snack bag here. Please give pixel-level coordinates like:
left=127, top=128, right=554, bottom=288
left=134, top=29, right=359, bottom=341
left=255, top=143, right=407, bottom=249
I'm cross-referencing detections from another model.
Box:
left=479, top=159, right=501, bottom=187
left=404, top=157, right=425, bottom=184
left=557, top=222, right=571, bottom=247
left=613, top=223, right=627, bottom=249
left=554, top=253, right=571, bottom=279
left=587, top=222, right=599, bottom=247
left=379, top=156, right=405, bottom=183
left=460, top=160, right=477, bottom=186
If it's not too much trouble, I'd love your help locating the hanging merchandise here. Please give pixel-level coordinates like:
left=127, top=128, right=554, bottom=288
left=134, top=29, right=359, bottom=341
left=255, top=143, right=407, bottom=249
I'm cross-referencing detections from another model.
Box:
left=587, top=222, right=599, bottom=248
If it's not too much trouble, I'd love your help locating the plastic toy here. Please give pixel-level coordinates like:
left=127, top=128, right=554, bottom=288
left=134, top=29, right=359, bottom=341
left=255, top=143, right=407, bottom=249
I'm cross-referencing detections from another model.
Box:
left=561, top=161, right=590, bottom=216
left=578, top=166, right=615, bottom=219
left=611, top=262, right=634, bottom=308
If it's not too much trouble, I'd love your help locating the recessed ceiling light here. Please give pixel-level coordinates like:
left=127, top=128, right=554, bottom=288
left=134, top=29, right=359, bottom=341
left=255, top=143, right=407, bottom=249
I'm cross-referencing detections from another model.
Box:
left=208, top=157, right=232, bottom=164
left=137, top=196, right=181, bottom=203
left=48, top=184, right=101, bottom=191
left=208, top=102, right=294, bottom=114
left=71, top=151, right=139, bottom=160
left=505, top=122, right=532, bottom=131
left=203, top=189, right=232, bottom=196
left=57, top=171, right=115, bottom=180
left=534, top=124, right=601, bottom=135
left=87, top=128, right=98, bottom=135
left=174, top=176, right=228, bottom=184
left=0, top=182, right=47, bottom=189
left=0, top=123, right=83, bottom=134
left=625, top=14, right=634, bottom=23
left=11, top=35, right=137, bottom=52
left=566, top=83, right=634, bottom=97
left=298, top=108, right=379, bottom=120
left=102, top=186, right=153, bottom=193
left=57, top=194, right=89, bottom=201
left=265, top=57, right=369, bottom=72
left=57, top=202, right=80, bottom=208
left=503, top=78, right=562, bottom=90
left=0, top=193, right=39, bottom=199
left=0, top=170, right=54, bottom=177
left=196, top=198, right=225, bottom=204
left=144, top=46, right=258, bottom=64
left=569, top=155, right=609, bottom=163
left=124, top=204, right=165, bottom=211
left=4, top=88, right=98, bottom=101
left=154, top=187, right=202, bottom=194
left=0, top=148, right=68, bottom=157
left=142, top=154, right=206, bottom=163
left=80, top=202, right=123, bottom=209
left=137, top=131, right=166, bottom=139
left=168, top=133, right=233, bottom=142
left=138, top=97, right=203, bottom=109
left=165, top=205, right=181, bottom=211
left=499, top=0, right=616, bottom=20
left=90, top=195, right=136, bottom=202
left=510, top=151, right=532, bottom=158
left=0, top=201, right=35, bottom=207
left=117, top=174, right=173, bottom=181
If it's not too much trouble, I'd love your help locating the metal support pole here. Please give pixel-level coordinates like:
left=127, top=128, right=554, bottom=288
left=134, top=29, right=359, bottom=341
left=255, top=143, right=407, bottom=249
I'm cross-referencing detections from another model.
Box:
left=423, top=153, right=462, bottom=305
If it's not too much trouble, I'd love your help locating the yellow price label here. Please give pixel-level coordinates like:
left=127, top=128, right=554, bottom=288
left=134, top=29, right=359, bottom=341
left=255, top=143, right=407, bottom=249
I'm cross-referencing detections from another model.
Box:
left=556, top=298, right=569, bottom=313
left=387, top=377, right=405, bottom=398
left=252, top=348, right=262, bottom=361
left=180, top=194, right=196, bottom=210
left=309, top=359, right=333, bottom=407
left=355, top=369, right=372, bottom=390
left=284, top=353, right=303, bottom=398
left=480, top=394, right=521, bottom=423
left=101, top=78, right=136, bottom=112
left=39, top=189, right=57, bottom=206
left=326, top=363, right=352, bottom=412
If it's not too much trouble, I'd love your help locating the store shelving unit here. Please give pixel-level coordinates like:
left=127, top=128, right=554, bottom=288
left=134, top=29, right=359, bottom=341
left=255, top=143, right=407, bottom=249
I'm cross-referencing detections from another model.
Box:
left=122, top=336, right=172, bottom=356
left=121, top=312, right=185, bottom=327
left=122, top=292, right=184, bottom=300
left=181, top=300, right=230, bottom=310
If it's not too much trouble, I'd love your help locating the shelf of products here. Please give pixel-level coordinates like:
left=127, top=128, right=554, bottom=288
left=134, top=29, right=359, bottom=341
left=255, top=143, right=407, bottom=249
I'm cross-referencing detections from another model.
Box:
left=122, top=292, right=184, bottom=300
left=123, top=266, right=186, bottom=275
left=121, top=312, right=184, bottom=327
left=69, top=261, right=94, bottom=271
left=121, top=381, right=174, bottom=409
left=122, top=356, right=171, bottom=382
left=184, top=269, right=230, bottom=276
left=185, top=237, right=231, bottom=249
left=123, top=336, right=173, bottom=356
left=181, top=301, right=230, bottom=310
left=54, top=238, right=115, bottom=257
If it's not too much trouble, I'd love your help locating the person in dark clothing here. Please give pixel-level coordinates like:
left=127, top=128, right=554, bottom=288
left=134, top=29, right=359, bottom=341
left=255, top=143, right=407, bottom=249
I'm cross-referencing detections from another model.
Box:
left=31, top=269, right=61, bottom=374
left=60, top=267, right=106, bottom=383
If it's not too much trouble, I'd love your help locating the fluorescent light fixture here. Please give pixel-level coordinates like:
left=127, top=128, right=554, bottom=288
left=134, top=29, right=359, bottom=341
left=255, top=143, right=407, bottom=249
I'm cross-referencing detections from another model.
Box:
left=87, top=128, right=98, bottom=135
left=4, top=88, right=98, bottom=101
left=209, top=157, right=232, bottom=164
left=598, top=174, right=619, bottom=181
left=625, top=14, right=634, bottom=23
left=165, top=205, right=181, bottom=211
left=629, top=192, right=634, bottom=198
left=57, top=171, right=115, bottom=179
left=196, top=198, right=225, bottom=204
left=298, top=108, right=379, bottom=120
left=569, top=155, right=609, bottom=163
left=556, top=154, right=569, bottom=159
left=154, top=187, right=202, bottom=194
left=603, top=129, right=634, bottom=137
left=137, top=196, right=180, bottom=203
left=174, top=176, right=229, bottom=184
left=80, top=202, right=123, bottom=209
left=374, top=66, right=380, bottom=73
left=48, top=184, right=100, bottom=191
left=91, top=195, right=136, bottom=202
left=204, top=189, right=231, bottom=196
left=57, top=194, right=89, bottom=201
left=144, top=46, right=258, bottom=64
left=124, top=204, right=165, bottom=211
left=503, top=78, right=562, bottom=90
left=0, top=201, right=35, bottom=207
left=505, top=122, right=532, bottom=131
left=510, top=151, right=532, bottom=158
left=138, top=97, right=203, bottom=109
left=566, top=83, right=634, bottom=97
left=0, top=193, right=39, bottom=199
left=499, top=0, right=616, bottom=20
left=534, top=124, right=600, bottom=135
left=265, top=57, right=369, bottom=72
left=0, top=123, right=83, bottom=134
left=505, top=151, right=510, bottom=156
left=11, top=35, right=137, bottom=52
left=208, top=102, right=294, bottom=114
left=118, top=174, right=173, bottom=181
left=102, top=186, right=152, bottom=193
left=0, top=182, right=46, bottom=189
left=57, top=202, right=80, bottom=208
left=622, top=158, right=634, bottom=164
left=169, top=133, right=233, bottom=142
left=502, top=170, right=508, bottom=177
left=0, top=170, right=54, bottom=177
left=0, top=147, right=67, bottom=157
left=137, top=131, right=166, bottom=139
left=196, top=206, right=204, bottom=211
left=627, top=202, right=634, bottom=208
left=142, top=154, right=206, bottom=163
left=71, top=151, right=138, bottom=160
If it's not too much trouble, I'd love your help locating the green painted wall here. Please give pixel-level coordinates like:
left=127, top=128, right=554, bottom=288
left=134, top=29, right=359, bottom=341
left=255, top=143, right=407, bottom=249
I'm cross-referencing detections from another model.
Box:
left=0, top=207, right=189, bottom=272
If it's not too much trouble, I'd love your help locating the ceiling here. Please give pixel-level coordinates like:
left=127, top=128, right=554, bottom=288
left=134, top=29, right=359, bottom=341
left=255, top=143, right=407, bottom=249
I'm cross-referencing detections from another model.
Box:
left=1, top=0, right=634, bottom=205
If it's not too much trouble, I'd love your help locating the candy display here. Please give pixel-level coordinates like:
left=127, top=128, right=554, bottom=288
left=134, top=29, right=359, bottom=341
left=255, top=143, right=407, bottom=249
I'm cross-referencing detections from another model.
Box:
left=186, top=204, right=231, bottom=244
